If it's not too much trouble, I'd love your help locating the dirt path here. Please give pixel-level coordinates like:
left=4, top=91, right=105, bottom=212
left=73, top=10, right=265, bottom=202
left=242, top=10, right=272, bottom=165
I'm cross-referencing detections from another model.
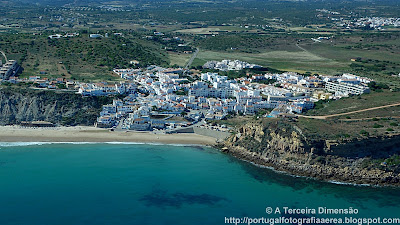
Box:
left=295, top=43, right=319, bottom=57
left=185, top=48, right=199, bottom=69
left=339, top=116, right=400, bottom=122
left=298, top=102, right=400, bottom=119
left=295, top=43, right=309, bottom=52
left=57, top=63, right=71, bottom=78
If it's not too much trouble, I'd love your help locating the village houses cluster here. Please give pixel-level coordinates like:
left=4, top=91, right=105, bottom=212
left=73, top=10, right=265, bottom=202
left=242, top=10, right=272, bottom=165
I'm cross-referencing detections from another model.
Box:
left=0, top=59, right=372, bottom=132
left=94, top=63, right=372, bottom=130
left=203, top=59, right=262, bottom=71
left=4, top=75, right=78, bottom=89
left=335, top=17, right=400, bottom=30
left=354, top=17, right=400, bottom=29
left=316, top=9, right=400, bottom=30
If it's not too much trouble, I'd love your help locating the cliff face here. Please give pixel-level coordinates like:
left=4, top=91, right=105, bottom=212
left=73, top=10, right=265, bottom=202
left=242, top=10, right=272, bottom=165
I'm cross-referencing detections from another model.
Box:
left=222, top=122, right=400, bottom=186
left=0, top=87, right=112, bottom=126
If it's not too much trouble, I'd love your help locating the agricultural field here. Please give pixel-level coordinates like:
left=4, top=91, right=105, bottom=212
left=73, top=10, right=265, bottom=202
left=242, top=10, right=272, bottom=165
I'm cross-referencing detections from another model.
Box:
left=300, top=33, right=400, bottom=86
left=175, top=26, right=247, bottom=35
left=191, top=32, right=400, bottom=87
left=192, top=48, right=348, bottom=75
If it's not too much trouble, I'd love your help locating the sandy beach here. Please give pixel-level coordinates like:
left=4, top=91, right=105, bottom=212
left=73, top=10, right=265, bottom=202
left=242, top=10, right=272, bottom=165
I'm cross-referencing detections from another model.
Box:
left=0, top=126, right=217, bottom=146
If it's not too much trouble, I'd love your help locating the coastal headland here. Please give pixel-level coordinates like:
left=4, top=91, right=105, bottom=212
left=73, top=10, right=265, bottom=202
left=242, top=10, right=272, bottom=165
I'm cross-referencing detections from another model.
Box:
left=217, top=121, right=400, bottom=187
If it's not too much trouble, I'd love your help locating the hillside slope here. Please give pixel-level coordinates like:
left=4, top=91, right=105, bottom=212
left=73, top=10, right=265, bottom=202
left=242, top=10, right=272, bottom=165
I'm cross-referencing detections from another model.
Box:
left=0, top=33, right=167, bottom=81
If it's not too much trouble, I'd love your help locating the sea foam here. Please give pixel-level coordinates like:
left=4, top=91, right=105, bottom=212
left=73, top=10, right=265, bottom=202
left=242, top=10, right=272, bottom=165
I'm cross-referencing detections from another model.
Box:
left=0, top=141, right=205, bottom=148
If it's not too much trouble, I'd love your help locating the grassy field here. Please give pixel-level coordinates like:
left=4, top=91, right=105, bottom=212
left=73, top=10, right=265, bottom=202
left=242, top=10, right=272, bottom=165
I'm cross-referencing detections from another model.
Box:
left=335, top=105, right=400, bottom=120
left=192, top=48, right=349, bottom=74
left=191, top=32, right=400, bottom=90
left=301, top=35, right=400, bottom=87
left=216, top=114, right=400, bottom=140
left=304, top=43, right=400, bottom=64
left=175, top=27, right=224, bottom=35
left=175, top=26, right=247, bottom=35
left=167, top=52, right=192, bottom=67
left=288, top=24, right=338, bottom=33
left=306, top=90, right=400, bottom=116
left=296, top=116, right=400, bottom=140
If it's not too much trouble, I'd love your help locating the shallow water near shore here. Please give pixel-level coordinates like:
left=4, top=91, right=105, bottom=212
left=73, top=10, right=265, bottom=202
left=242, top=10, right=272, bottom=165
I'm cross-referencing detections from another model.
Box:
left=0, top=143, right=399, bottom=225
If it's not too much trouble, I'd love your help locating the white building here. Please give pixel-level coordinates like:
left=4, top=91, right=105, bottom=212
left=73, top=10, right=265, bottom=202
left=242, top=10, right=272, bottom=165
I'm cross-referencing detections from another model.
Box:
left=325, top=81, right=370, bottom=95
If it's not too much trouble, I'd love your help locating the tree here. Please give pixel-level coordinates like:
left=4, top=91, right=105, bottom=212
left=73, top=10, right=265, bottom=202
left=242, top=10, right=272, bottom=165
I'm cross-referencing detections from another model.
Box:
left=56, top=84, right=67, bottom=89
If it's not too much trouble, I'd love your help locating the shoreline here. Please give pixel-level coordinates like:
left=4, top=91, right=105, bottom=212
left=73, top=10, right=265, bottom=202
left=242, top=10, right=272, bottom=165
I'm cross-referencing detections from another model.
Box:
left=216, top=122, right=400, bottom=187
left=0, top=126, right=217, bottom=146
left=2, top=126, right=398, bottom=187
left=237, top=155, right=378, bottom=188
left=219, top=146, right=400, bottom=187
left=3, top=125, right=397, bottom=187
left=225, top=150, right=379, bottom=188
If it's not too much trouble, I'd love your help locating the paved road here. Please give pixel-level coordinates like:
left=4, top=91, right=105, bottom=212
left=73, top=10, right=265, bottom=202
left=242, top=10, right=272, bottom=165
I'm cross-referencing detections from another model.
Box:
left=184, top=48, right=199, bottom=69
left=166, top=119, right=205, bottom=133
left=298, top=102, right=400, bottom=120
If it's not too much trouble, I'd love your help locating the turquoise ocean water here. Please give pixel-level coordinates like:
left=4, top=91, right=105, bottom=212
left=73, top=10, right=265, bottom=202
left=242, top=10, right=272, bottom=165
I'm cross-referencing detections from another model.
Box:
left=0, top=143, right=399, bottom=225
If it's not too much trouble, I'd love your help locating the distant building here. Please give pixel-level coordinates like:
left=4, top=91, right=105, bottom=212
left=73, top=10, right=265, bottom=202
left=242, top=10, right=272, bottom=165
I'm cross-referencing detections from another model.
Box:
left=0, top=60, right=22, bottom=80
left=48, top=33, right=79, bottom=39
left=89, top=34, right=103, bottom=38
left=203, top=59, right=262, bottom=71
left=325, top=81, right=370, bottom=95
left=312, top=91, right=332, bottom=100
left=130, top=60, right=140, bottom=65
left=48, top=34, right=63, bottom=39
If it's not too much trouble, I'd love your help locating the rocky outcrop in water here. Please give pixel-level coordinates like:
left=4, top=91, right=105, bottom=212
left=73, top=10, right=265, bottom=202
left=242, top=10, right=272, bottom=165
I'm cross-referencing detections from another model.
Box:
left=220, top=122, right=400, bottom=186
left=0, top=87, right=112, bottom=126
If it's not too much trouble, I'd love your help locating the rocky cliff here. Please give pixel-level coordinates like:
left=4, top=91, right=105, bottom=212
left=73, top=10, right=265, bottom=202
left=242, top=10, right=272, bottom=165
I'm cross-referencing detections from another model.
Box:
left=220, top=121, right=400, bottom=186
left=0, top=87, right=112, bottom=126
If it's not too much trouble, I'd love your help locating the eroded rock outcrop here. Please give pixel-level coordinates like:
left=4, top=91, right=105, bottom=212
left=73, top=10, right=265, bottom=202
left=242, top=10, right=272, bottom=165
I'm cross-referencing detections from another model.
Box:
left=0, top=87, right=112, bottom=126
left=221, top=122, right=400, bottom=186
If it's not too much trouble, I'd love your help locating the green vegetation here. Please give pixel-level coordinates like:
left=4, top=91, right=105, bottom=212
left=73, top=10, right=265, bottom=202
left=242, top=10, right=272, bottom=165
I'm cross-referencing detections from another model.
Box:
left=1, top=0, right=400, bottom=87
left=191, top=32, right=400, bottom=90
left=0, top=0, right=398, bottom=141
left=196, top=34, right=299, bottom=53
left=56, top=83, right=66, bottom=89
left=174, top=90, right=188, bottom=96
left=254, top=79, right=277, bottom=85
left=306, top=91, right=400, bottom=116
left=218, top=113, right=400, bottom=141
left=168, top=52, right=191, bottom=67
left=191, top=48, right=343, bottom=76
left=368, top=82, right=390, bottom=91
left=0, top=32, right=167, bottom=81
left=298, top=33, right=400, bottom=87
left=385, top=155, right=400, bottom=166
